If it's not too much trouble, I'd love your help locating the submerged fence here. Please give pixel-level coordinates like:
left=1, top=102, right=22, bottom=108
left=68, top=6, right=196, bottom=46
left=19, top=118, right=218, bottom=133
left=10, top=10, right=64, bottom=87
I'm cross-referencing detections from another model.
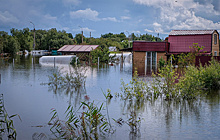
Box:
left=195, top=56, right=220, bottom=67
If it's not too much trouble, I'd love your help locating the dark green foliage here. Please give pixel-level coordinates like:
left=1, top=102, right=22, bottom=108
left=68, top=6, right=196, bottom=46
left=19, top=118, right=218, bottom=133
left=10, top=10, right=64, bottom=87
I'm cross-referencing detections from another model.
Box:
left=0, top=31, right=20, bottom=55
left=177, top=66, right=203, bottom=99
left=1, top=28, right=74, bottom=54
left=38, top=28, right=74, bottom=50
left=131, top=33, right=162, bottom=42
left=90, top=47, right=110, bottom=64
left=70, top=57, right=80, bottom=65
left=10, top=28, right=32, bottom=51
left=101, top=32, right=126, bottom=42
left=158, top=56, right=165, bottom=69
left=1, top=29, right=163, bottom=55
left=74, top=33, right=85, bottom=44
left=199, top=58, right=220, bottom=90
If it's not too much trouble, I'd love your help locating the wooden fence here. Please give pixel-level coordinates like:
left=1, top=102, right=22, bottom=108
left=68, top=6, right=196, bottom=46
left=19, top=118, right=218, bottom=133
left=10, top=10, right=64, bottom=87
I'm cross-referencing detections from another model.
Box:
left=195, top=56, right=220, bottom=67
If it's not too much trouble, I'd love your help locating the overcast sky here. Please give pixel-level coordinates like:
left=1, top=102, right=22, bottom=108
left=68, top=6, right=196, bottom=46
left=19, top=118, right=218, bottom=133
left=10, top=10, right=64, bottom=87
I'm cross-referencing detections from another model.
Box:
left=0, top=0, right=220, bottom=38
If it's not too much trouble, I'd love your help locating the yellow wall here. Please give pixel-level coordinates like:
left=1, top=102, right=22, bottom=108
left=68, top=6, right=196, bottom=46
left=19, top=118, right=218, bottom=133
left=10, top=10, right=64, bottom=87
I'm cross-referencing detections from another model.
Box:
left=212, top=31, right=219, bottom=56
left=133, top=52, right=146, bottom=75
left=133, top=51, right=167, bottom=75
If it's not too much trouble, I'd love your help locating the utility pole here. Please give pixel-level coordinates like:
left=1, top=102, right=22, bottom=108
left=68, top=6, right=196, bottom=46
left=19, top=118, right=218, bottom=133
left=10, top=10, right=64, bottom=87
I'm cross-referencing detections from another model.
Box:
left=30, top=21, right=35, bottom=50
left=79, top=26, right=83, bottom=44
left=126, top=31, right=130, bottom=48
left=81, top=31, right=83, bottom=43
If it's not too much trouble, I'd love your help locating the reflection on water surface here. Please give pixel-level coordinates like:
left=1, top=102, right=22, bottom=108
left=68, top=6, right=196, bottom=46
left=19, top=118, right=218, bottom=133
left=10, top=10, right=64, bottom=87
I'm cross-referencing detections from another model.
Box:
left=0, top=55, right=219, bottom=140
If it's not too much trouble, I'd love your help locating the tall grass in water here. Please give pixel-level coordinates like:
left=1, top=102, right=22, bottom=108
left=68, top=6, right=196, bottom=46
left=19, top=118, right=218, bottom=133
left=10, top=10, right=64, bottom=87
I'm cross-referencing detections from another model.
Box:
left=49, top=100, right=112, bottom=139
left=43, top=65, right=87, bottom=96
left=0, top=94, right=20, bottom=140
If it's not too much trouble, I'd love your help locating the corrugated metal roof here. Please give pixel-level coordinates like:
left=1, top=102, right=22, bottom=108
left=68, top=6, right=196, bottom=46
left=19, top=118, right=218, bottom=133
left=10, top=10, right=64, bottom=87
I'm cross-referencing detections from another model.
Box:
left=168, top=34, right=212, bottom=53
left=169, top=30, right=215, bottom=35
left=133, top=41, right=168, bottom=52
left=58, top=45, right=99, bottom=53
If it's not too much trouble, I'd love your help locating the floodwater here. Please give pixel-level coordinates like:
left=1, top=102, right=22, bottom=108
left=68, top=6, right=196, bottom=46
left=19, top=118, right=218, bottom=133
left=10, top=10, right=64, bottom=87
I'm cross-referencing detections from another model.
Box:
left=0, top=55, right=220, bottom=140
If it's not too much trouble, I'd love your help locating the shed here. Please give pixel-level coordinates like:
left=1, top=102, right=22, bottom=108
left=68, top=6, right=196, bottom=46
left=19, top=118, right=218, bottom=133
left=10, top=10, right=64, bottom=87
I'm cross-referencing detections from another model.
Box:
left=132, top=41, right=169, bottom=75
left=58, top=45, right=99, bottom=60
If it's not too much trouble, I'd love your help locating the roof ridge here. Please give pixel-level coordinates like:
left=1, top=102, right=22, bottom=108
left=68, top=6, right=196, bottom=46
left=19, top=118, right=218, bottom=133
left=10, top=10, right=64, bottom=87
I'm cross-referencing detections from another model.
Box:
left=169, top=30, right=216, bottom=35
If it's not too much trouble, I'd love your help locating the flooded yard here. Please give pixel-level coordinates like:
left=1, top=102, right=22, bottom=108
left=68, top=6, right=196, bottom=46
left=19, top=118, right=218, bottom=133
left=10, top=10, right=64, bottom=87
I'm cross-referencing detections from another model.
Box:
left=0, top=55, right=220, bottom=140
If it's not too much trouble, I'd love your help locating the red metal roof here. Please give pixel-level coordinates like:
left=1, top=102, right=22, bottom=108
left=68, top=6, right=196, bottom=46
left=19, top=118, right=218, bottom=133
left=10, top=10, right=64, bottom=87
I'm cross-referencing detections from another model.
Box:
left=58, top=45, right=99, bottom=53
left=133, top=41, right=169, bottom=52
left=168, top=34, right=212, bottom=53
left=169, top=30, right=215, bottom=35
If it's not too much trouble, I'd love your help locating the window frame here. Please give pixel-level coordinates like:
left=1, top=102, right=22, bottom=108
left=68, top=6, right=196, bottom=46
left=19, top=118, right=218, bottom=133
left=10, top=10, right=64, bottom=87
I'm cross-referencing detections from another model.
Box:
left=214, top=34, right=217, bottom=45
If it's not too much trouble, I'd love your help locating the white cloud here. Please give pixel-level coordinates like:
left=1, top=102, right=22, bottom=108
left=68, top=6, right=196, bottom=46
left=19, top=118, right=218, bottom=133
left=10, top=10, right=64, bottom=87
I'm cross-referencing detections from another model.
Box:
left=81, top=27, right=95, bottom=32
left=44, top=14, right=57, bottom=21
left=73, top=27, right=95, bottom=32
left=121, top=16, right=131, bottom=20
left=102, top=17, right=118, bottom=22
left=133, top=0, right=220, bottom=34
left=0, top=11, right=19, bottom=24
left=70, top=8, right=99, bottom=21
left=144, top=28, right=153, bottom=33
left=70, top=8, right=119, bottom=22
left=153, top=22, right=161, bottom=27
left=131, top=30, right=141, bottom=34
left=72, top=27, right=95, bottom=36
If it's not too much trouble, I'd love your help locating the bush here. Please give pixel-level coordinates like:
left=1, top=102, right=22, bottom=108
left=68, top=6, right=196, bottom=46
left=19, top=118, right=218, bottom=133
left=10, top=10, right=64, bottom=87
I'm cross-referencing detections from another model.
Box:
left=199, top=58, right=220, bottom=90
left=177, top=66, right=204, bottom=99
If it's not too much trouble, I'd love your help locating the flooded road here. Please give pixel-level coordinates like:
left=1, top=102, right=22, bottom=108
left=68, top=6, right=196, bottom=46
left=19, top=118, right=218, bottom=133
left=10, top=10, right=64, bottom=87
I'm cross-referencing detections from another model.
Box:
left=0, top=55, right=220, bottom=140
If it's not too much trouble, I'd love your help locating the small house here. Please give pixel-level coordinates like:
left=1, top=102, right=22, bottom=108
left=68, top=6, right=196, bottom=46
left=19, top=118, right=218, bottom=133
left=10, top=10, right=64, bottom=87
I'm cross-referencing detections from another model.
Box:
left=132, top=30, right=220, bottom=75
left=168, top=30, right=219, bottom=56
left=132, top=41, right=169, bottom=75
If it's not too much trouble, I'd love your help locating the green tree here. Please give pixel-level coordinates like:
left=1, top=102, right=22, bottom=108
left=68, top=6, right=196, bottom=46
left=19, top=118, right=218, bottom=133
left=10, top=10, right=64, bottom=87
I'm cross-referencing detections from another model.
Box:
left=3, top=36, right=20, bottom=55
left=74, top=33, right=86, bottom=44
left=90, top=47, right=110, bottom=63
left=0, top=31, right=8, bottom=53
left=10, top=28, right=32, bottom=51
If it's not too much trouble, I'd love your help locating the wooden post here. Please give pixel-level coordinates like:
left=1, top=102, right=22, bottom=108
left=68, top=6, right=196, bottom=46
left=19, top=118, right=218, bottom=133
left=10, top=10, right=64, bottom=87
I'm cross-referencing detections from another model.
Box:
left=121, top=52, right=123, bottom=68
left=82, top=31, right=83, bottom=43
left=54, top=57, right=55, bottom=68
left=145, top=55, right=147, bottom=76
left=171, top=56, right=172, bottom=72
left=75, top=57, right=78, bottom=65
left=98, top=57, right=99, bottom=70
left=150, top=52, right=152, bottom=72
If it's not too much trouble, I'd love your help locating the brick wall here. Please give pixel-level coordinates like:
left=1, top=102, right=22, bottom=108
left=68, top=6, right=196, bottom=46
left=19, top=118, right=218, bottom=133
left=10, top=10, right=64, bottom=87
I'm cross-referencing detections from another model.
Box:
left=133, top=51, right=146, bottom=75
left=212, top=31, right=219, bottom=56
left=157, top=52, right=167, bottom=65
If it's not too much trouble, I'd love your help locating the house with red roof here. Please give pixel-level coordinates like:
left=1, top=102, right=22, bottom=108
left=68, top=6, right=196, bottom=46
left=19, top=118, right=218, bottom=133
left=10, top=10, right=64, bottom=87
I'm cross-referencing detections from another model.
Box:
left=132, top=30, right=219, bottom=75
left=168, top=30, right=219, bottom=56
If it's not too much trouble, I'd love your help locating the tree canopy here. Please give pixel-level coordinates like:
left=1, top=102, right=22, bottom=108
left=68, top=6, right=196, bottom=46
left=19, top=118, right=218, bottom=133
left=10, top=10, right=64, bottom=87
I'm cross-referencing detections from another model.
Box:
left=0, top=28, right=163, bottom=55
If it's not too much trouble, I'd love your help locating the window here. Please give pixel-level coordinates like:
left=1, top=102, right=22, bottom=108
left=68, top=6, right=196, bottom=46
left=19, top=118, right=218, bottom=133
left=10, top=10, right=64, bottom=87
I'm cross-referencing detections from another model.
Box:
left=214, top=34, right=217, bottom=45
left=145, top=52, right=157, bottom=74
left=214, top=51, right=217, bottom=56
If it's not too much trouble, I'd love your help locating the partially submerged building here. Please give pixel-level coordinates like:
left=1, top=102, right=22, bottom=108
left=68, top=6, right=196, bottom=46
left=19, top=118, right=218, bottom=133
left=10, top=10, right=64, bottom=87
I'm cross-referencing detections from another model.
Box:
left=132, top=30, right=219, bottom=75
left=132, top=41, right=169, bottom=74
left=58, top=45, right=99, bottom=60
